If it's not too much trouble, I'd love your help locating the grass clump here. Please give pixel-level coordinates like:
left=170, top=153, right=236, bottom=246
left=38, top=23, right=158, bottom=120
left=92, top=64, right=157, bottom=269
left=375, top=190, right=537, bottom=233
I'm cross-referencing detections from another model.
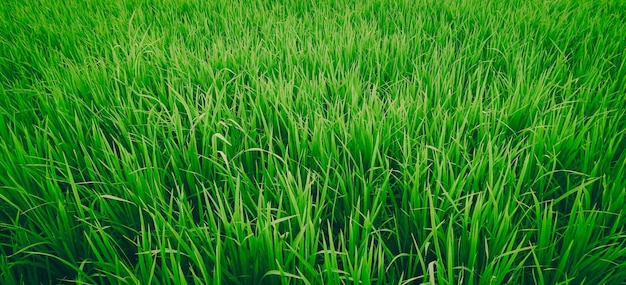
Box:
left=1, top=0, right=625, bottom=284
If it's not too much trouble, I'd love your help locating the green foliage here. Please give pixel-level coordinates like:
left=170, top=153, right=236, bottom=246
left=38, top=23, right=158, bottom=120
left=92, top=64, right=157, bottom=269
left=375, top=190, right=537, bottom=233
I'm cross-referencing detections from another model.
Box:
left=1, top=0, right=625, bottom=284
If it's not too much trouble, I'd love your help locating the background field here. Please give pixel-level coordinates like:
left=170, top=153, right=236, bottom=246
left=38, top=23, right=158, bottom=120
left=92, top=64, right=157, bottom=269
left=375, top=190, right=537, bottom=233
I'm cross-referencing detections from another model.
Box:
left=1, top=0, right=625, bottom=284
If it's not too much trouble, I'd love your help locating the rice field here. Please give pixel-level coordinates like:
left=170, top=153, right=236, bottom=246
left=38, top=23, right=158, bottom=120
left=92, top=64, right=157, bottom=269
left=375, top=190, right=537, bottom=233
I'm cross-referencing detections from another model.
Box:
left=1, top=0, right=625, bottom=284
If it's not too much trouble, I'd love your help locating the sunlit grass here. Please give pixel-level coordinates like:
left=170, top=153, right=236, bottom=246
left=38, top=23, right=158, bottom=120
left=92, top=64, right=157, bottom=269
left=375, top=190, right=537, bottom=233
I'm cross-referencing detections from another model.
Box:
left=1, top=0, right=625, bottom=284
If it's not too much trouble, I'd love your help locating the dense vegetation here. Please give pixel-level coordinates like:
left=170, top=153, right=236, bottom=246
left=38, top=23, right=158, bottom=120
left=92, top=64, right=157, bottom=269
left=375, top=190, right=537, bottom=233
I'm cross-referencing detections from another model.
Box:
left=1, top=0, right=625, bottom=284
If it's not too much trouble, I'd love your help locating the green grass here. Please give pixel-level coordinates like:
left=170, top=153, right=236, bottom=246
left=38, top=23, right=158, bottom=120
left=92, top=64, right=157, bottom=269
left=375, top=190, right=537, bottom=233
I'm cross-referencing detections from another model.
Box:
left=1, top=0, right=625, bottom=284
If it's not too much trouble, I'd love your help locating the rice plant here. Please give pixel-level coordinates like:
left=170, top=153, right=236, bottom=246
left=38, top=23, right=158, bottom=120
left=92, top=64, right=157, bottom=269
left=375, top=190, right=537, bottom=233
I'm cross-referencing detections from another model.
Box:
left=1, top=0, right=625, bottom=284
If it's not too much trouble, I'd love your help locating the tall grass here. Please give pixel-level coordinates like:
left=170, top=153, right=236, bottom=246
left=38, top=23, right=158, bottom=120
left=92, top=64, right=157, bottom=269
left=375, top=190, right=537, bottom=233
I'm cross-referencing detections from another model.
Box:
left=1, top=0, right=625, bottom=284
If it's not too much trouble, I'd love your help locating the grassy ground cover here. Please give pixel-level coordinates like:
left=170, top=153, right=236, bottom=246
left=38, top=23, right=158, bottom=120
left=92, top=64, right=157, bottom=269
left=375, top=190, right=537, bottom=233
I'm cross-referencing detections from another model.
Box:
left=1, top=0, right=625, bottom=284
